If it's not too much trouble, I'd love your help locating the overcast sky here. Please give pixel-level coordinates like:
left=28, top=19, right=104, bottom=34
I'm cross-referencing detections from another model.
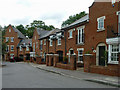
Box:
left=0, top=0, right=95, bottom=28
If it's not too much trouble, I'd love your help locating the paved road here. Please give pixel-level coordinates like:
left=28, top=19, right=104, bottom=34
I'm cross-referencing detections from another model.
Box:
left=2, top=62, right=117, bottom=88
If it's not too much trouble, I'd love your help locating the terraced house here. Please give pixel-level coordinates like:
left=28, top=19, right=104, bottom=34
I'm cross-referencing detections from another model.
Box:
left=4, top=0, right=120, bottom=77
left=4, top=25, right=26, bottom=60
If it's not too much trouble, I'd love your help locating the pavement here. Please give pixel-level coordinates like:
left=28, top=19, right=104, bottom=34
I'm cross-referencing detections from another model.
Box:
left=29, top=62, right=120, bottom=87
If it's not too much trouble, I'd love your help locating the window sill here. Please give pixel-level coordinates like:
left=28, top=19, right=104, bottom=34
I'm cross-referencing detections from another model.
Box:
left=108, top=61, right=119, bottom=65
left=97, top=29, right=105, bottom=32
left=68, top=37, right=73, bottom=39
left=77, top=61, right=83, bottom=63
left=57, top=44, right=61, bottom=46
left=77, top=43, right=84, bottom=46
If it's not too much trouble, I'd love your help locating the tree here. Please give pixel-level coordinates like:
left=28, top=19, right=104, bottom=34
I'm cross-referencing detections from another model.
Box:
left=25, top=20, right=55, bottom=38
left=62, top=11, right=87, bottom=27
left=16, top=24, right=26, bottom=36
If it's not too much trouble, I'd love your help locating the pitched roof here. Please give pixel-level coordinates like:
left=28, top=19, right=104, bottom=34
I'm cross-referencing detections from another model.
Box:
left=39, top=28, right=61, bottom=40
left=12, top=27, right=26, bottom=39
left=36, top=28, right=50, bottom=39
left=61, top=14, right=89, bottom=29
left=17, top=39, right=32, bottom=47
left=20, top=39, right=32, bottom=45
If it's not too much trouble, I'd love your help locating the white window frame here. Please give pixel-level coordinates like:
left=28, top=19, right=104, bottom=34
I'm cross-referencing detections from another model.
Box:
left=10, top=54, right=14, bottom=59
left=77, top=26, right=85, bottom=44
left=68, top=30, right=73, bottom=39
left=6, top=37, right=9, bottom=42
left=40, top=52, right=43, bottom=57
left=20, top=45, right=22, bottom=51
left=33, top=43, right=35, bottom=52
left=11, top=37, right=14, bottom=42
left=26, top=45, right=29, bottom=51
left=44, top=39, right=46, bottom=45
left=57, top=38, right=61, bottom=45
left=50, top=39, right=53, bottom=46
left=108, top=44, right=119, bottom=64
left=112, top=0, right=116, bottom=4
left=36, top=42, right=38, bottom=48
left=77, top=48, right=84, bottom=63
left=97, top=16, right=105, bottom=31
left=11, top=45, right=14, bottom=52
left=9, top=28, right=11, bottom=32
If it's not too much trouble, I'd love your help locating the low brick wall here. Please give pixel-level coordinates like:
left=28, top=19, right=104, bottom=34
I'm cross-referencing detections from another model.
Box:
left=36, top=57, right=46, bottom=64
left=90, top=65, right=119, bottom=76
left=56, top=63, right=75, bottom=70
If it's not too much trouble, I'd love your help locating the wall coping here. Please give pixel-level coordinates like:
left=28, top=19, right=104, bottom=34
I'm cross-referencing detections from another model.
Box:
left=84, top=54, right=93, bottom=56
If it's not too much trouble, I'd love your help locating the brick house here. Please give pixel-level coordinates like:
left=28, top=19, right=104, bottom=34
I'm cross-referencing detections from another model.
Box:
left=39, top=29, right=64, bottom=63
left=4, top=25, right=26, bottom=60
left=17, top=39, right=32, bottom=61
left=32, top=28, right=49, bottom=56
left=61, top=15, right=89, bottom=68
left=84, top=1, right=120, bottom=76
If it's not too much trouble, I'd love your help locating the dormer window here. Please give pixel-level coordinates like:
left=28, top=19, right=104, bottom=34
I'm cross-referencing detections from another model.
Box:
left=20, top=46, right=22, bottom=51
left=26, top=46, right=29, bottom=51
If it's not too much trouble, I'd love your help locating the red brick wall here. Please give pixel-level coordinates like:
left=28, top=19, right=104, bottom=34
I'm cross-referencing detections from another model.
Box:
left=4, top=25, right=21, bottom=57
left=32, top=28, right=40, bottom=56
left=84, top=2, right=119, bottom=76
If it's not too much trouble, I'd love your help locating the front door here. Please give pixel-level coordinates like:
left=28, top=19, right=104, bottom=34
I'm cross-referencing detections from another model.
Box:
left=99, top=46, right=105, bottom=66
left=57, top=51, right=63, bottom=62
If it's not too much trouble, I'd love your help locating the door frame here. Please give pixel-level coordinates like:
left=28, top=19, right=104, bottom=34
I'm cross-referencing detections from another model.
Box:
left=96, top=43, right=107, bottom=66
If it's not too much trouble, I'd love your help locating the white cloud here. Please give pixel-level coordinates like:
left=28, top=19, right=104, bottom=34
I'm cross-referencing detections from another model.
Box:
left=0, top=0, right=94, bottom=28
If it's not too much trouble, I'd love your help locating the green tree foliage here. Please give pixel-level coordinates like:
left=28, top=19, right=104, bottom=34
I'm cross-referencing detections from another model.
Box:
left=16, top=20, right=55, bottom=38
left=16, top=24, right=27, bottom=36
left=62, top=11, right=87, bottom=27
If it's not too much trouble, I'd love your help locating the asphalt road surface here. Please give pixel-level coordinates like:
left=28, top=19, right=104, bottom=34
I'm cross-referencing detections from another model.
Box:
left=2, top=62, right=117, bottom=88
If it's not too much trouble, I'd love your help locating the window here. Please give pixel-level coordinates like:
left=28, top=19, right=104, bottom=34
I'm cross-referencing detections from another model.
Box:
left=9, top=28, right=11, bottom=32
left=58, top=38, right=61, bottom=45
left=6, top=45, right=9, bottom=52
left=26, top=46, right=29, bottom=51
left=69, top=30, right=73, bottom=39
left=111, top=45, right=119, bottom=62
left=97, top=16, right=105, bottom=31
left=20, top=46, right=22, bottom=51
left=77, top=26, right=84, bottom=44
left=11, top=37, right=14, bottom=42
left=40, top=52, right=43, bottom=57
left=108, top=45, right=119, bottom=64
left=33, top=43, right=35, bottom=52
left=112, top=0, right=116, bottom=4
left=78, top=48, right=84, bottom=63
left=50, top=39, right=53, bottom=46
left=40, top=40, right=43, bottom=50
left=44, top=39, right=46, bottom=45
left=36, top=42, right=38, bottom=48
left=10, top=54, right=14, bottom=59
left=6, top=37, right=9, bottom=42
left=11, top=45, right=14, bottom=51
